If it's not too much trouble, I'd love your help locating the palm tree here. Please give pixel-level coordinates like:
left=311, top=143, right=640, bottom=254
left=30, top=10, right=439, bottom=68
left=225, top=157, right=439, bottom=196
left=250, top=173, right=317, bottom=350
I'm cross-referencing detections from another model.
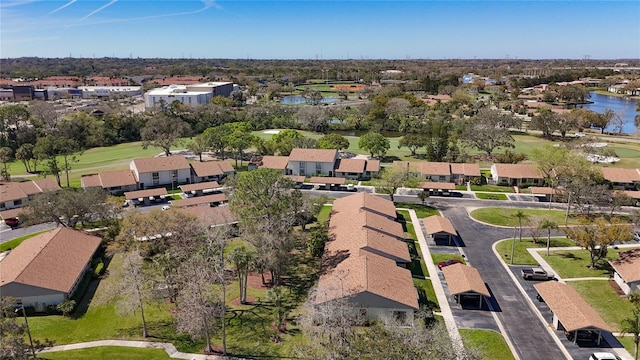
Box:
left=539, top=219, right=558, bottom=256
left=512, top=210, right=529, bottom=242
left=621, top=305, right=640, bottom=360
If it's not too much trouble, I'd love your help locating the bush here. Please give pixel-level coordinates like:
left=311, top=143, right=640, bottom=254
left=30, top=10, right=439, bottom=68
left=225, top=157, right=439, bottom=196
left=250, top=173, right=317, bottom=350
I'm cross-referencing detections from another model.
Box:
left=94, top=262, right=104, bottom=278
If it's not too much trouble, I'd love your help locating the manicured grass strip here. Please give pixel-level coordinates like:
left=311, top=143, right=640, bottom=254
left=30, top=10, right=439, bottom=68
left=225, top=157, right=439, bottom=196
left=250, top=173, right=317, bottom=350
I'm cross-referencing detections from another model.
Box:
left=569, top=280, right=636, bottom=332
left=543, top=247, right=640, bottom=279
left=0, top=230, right=49, bottom=252
left=396, top=209, right=410, bottom=222
left=475, top=192, right=508, bottom=200
left=470, top=207, right=630, bottom=227
left=405, top=223, right=417, bottom=241
left=431, top=253, right=466, bottom=266
left=459, top=328, right=515, bottom=360
left=395, top=203, right=439, bottom=218
left=617, top=336, right=637, bottom=357
left=317, top=205, right=332, bottom=223
left=38, top=346, right=172, bottom=359
left=494, top=237, right=575, bottom=266
left=470, top=185, right=515, bottom=193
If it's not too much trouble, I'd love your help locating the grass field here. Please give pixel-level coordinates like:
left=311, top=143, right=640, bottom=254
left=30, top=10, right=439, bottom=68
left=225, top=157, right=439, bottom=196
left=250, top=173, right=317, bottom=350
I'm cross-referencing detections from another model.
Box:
left=470, top=185, right=515, bottom=193
left=470, top=207, right=630, bottom=227
left=542, top=247, right=640, bottom=278
left=459, top=328, right=515, bottom=360
left=475, top=192, right=508, bottom=200
left=0, top=230, right=49, bottom=252
left=569, top=280, right=636, bottom=331
left=431, top=253, right=466, bottom=266
left=494, top=237, right=575, bottom=265
left=617, top=336, right=638, bottom=357
left=38, top=347, right=172, bottom=360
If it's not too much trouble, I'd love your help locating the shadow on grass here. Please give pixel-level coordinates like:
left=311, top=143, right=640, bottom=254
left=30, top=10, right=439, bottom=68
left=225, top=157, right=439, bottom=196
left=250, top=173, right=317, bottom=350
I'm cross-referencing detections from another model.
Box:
left=415, top=284, right=438, bottom=311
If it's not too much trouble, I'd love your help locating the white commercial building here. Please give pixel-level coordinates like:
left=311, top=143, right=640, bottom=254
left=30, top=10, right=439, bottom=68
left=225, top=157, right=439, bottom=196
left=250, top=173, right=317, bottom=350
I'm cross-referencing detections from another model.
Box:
left=78, top=86, right=142, bottom=98
left=144, top=82, right=234, bottom=109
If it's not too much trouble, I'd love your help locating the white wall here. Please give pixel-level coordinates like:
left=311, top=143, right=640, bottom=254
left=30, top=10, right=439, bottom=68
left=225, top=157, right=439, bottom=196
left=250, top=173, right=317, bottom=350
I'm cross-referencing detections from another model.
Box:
left=614, top=272, right=632, bottom=295
left=21, top=293, right=65, bottom=311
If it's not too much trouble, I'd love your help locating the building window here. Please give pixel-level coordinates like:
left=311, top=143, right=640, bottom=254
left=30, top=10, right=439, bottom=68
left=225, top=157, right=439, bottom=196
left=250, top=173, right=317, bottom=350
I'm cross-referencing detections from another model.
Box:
left=439, top=176, right=446, bottom=181
left=299, top=162, right=306, bottom=176
left=152, top=172, right=160, bottom=185
left=14, top=199, right=22, bottom=206
left=171, top=170, right=178, bottom=181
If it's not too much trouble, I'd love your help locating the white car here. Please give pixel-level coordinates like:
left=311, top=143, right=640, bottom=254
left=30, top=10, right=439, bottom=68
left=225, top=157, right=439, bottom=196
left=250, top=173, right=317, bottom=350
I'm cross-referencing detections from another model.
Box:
left=161, top=205, right=171, bottom=211
left=589, top=352, right=621, bottom=360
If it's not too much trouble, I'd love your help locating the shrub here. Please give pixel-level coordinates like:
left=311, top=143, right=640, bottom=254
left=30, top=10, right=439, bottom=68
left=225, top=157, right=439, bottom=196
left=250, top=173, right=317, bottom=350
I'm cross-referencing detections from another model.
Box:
left=94, top=262, right=104, bottom=278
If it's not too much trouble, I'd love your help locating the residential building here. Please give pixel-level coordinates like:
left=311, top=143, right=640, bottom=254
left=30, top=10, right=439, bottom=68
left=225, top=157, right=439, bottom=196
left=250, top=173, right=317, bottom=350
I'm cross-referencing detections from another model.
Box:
left=450, top=163, right=481, bottom=184
left=130, top=156, right=191, bottom=189
left=0, top=179, right=61, bottom=211
left=490, top=163, right=544, bottom=186
left=600, top=167, right=640, bottom=190
left=0, top=228, right=101, bottom=311
left=248, top=155, right=290, bottom=173
left=392, top=161, right=480, bottom=184
left=334, top=158, right=380, bottom=180
left=287, top=148, right=338, bottom=176
left=190, top=160, right=235, bottom=183
left=80, top=170, right=138, bottom=194
left=609, top=249, right=640, bottom=295
left=143, top=82, right=233, bottom=109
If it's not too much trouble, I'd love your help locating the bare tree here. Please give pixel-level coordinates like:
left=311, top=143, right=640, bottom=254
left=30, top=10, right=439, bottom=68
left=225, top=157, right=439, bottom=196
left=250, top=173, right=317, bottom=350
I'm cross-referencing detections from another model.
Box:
left=564, top=220, right=633, bottom=268
left=115, top=251, right=152, bottom=338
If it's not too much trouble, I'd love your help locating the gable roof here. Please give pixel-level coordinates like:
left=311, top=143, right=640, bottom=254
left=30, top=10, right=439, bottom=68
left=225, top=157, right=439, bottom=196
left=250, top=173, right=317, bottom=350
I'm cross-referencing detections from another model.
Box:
left=335, top=158, right=366, bottom=173
left=179, top=181, right=220, bottom=192
left=258, top=156, right=289, bottom=170
left=609, top=248, right=640, bottom=283
left=0, top=228, right=101, bottom=294
left=441, top=263, right=490, bottom=297
left=365, top=159, right=381, bottom=172
left=326, top=221, right=410, bottom=263
left=450, top=163, right=481, bottom=177
left=170, top=193, right=228, bottom=208
left=600, top=167, right=640, bottom=183
left=0, top=183, right=28, bottom=202
left=131, top=156, right=190, bottom=173
left=124, top=188, right=168, bottom=200
left=422, top=215, right=457, bottom=236
left=534, top=281, right=612, bottom=332
left=332, top=192, right=397, bottom=219
left=1, top=179, right=62, bottom=202
left=190, top=160, right=235, bottom=177
left=492, top=163, right=543, bottom=179
left=178, top=205, right=237, bottom=227
left=81, top=170, right=138, bottom=189
left=288, top=148, right=337, bottom=163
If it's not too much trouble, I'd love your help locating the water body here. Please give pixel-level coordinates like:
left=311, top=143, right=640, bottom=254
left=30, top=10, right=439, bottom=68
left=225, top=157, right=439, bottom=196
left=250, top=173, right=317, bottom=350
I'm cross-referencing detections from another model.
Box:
left=578, top=91, right=639, bottom=134
left=281, top=95, right=339, bottom=104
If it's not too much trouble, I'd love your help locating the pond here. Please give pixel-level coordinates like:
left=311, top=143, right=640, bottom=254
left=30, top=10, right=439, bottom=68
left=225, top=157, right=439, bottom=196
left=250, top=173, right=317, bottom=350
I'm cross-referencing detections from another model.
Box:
left=281, top=95, right=339, bottom=104
left=578, top=92, right=639, bottom=134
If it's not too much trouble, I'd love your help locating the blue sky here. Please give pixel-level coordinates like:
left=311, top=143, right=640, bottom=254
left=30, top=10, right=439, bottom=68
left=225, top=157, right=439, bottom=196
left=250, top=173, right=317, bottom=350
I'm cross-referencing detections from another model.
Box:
left=1, top=0, right=638, bottom=59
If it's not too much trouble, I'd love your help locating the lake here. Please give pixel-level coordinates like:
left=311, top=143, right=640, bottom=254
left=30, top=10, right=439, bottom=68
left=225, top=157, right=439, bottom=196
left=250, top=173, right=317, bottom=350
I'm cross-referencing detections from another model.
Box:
left=578, top=92, right=639, bottom=134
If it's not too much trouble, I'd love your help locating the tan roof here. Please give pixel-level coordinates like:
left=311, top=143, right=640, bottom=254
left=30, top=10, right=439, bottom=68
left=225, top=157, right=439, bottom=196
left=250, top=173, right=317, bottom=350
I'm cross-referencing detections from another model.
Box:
left=259, top=156, right=289, bottom=170
left=0, top=179, right=61, bottom=202
left=179, top=181, right=220, bottom=192
left=441, top=263, right=490, bottom=297
left=609, top=248, right=640, bottom=283
left=132, top=156, right=190, bottom=173
left=288, top=148, right=337, bottom=163
left=422, top=216, right=456, bottom=236
left=124, top=188, right=168, bottom=200
left=530, top=187, right=564, bottom=195
left=0, top=183, right=28, bottom=202
left=335, top=159, right=366, bottom=173
left=621, top=190, right=640, bottom=199
left=601, top=167, right=640, bottom=183
left=82, top=170, right=137, bottom=189
left=190, top=160, right=235, bottom=177
left=0, top=207, right=24, bottom=220
left=534, top=281, right=612, bottom=332
left=286, top=175, right=305, bottom=183
left=29, top=179, right=62, bottom=193
left=393, top=161, right=453, bottom=176
left=309, top=176, right=345, bottom=185
left=492, top=163, right=543, bottom=179
left=326, top=224, right=410, bottom=263
left=170, top=193, right=228, bottom=208
left=316, top=251, right=418, bottom=309
left=0, top=227, right=101, bottom=294
left=420, top=182, right=456, bottom=190
left=178, top=205, right=237, bottom=227
left=332, top=192, right=397, bottom=218
left=331, top=210, right=405, bottom=240
left=450, top=163, right=481, bottom=177
left=365, top=159, right=380, bottom=172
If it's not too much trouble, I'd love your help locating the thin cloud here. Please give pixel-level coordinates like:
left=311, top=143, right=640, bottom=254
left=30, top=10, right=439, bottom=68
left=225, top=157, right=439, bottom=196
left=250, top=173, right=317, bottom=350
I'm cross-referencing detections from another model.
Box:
left=49, top=0, right=77, bottom=15
left=81, top=0, right=117, bottom=21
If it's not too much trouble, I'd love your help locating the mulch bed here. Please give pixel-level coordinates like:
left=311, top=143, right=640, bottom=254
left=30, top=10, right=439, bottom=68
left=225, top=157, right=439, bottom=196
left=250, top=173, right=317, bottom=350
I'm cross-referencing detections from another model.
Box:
left=609, top=280, right=627, bottom=296
left=203, top=344, right=225, bottom=355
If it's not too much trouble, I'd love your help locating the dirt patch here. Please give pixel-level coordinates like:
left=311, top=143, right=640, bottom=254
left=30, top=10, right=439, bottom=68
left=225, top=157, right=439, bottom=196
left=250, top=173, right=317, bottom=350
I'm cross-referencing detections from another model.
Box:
left=247, top=272, right=272, bottom=290
left=230, top=296, right=256, bottom=306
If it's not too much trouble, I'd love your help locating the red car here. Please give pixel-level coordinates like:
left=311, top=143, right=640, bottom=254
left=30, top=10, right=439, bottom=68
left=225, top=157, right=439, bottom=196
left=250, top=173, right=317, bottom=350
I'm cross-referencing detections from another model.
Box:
left=437, top=259, right=463, bottom=269
left=4, top=218, right=20, bottom=228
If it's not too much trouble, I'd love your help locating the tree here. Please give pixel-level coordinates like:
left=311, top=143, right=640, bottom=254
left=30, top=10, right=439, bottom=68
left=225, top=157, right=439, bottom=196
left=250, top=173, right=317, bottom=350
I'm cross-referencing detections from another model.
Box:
left=398, top=134, right=426, bottom=157
left=115, top=251, right=152, bottom=338
left=15, top=143, right=34, bottom=173
left=55, top=299, right=76, bottom=317
left=418, top=190, right=429, bottom=205
left=563, top=220, right=633, bottom=268
left=186, top=135, right=208, bottom=162
left=266, top=286, right=288, bottom=340
left=621, top=299, right=640, bottom=360
left=318, top=133, right=349, bottom=151
left=229, top=245, right=256, bottom=305
left=0, top=297, right=32, bottom=360
left=0, top=104, right=32, bottom=151
left=141, top=114, right=190, bottom=156
left=225, top=122, right=256, bottom=167
left=203, top=124, right=233, bottom=159
left=358, top=132, right=390, bottom=158
left=461, top=108, right=520, bottom=157
left=379, top=167, right=410, bottom=203
left=0, top=147, right=13, bottom=181
left=538, top=219, right=558, bottom=256
left=512, top=210, right=529, bottom=242
left=297, top=106, right=328, bottom=133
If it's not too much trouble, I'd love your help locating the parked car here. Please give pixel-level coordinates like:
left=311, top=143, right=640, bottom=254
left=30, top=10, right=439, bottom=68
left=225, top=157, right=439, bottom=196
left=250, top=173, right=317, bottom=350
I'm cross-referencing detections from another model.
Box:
left=589, top=352, right=621, bottom=360
left=4, top=218, right=20, bottom=228
left=565, top=330, right=599, bottom=342
left=521, top=267, right=554, bottom=280
left=437, top=259, right=463, bottom=269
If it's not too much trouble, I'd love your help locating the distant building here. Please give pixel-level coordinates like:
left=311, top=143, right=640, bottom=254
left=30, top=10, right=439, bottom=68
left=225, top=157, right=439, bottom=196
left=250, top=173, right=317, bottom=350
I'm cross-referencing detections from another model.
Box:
left=78, top=86, right=142, bottom=98
left=143, top=82, right=234, bottom=109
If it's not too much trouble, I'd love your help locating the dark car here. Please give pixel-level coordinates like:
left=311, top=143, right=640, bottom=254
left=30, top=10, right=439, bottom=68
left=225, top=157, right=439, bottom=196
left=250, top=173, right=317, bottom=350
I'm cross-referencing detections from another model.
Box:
left=4, top=218, right=20, bottom=228
left=437, top=259, right=463, bottom=269
left=566, top=330, right=599, bottom=342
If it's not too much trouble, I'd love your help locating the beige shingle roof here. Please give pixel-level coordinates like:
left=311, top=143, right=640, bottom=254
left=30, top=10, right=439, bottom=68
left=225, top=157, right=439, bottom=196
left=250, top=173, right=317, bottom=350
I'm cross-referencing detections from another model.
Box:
left=0, top=179, right=62, bottom=202
left=0, top=183, right=28, bottom=202
left=170, top=193, right=228, bottom=208
left=259, top=156, right=289, bottom=170
left=365, top=159, right=380, bottom=172
left=609, top=248, right=640, bottom=283
left=82, top=170, right=137, bottom=189
left=190, top=160, right=234, bottom=177
left=331, top=209, right=405, bottom=239
left=441, top=263, right=490, bottom=297
left=327, top=219, right=410, bottom=263
left=492, top=163, right=543, bottom=179
left=309, top=176, right=345, bottom=185
left=288, top=148, right=337, bottom=163
left=450, top=163, right=481, bottom=177
left=335, top=159, right=366, bottom=173
left=132, top=156, right=190, bottom=173
left=601, top=167, right=640, bottom=183
left=534, top=281, right=612, bottom=332
left=420, top=182, right=456, bottom=190
left=332, top=192, right=397, bottom=218
left=423, top=215, right=456, bottom=236
left=0, top=228, right=101, bottom=294
left=124, top=188, right=168, bottom=200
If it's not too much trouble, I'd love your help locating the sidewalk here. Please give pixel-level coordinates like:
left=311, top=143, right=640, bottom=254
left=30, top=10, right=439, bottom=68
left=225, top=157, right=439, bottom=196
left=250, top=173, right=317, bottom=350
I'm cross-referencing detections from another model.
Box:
left=38, top=339, right=233, bottom=359
left=404, top=208, right=465, bottom=357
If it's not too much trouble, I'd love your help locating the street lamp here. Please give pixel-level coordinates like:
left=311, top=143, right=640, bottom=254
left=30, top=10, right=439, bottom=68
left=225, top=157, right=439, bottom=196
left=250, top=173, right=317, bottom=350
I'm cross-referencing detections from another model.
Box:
left=15, top=301, right=36, bottom=359
left=510, top=225, right=517, bottom=265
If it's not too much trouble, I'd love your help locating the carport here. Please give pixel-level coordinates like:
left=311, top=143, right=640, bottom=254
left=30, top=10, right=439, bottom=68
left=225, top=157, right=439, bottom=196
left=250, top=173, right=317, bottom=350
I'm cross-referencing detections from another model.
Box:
left=422, top=215, right=457, bottom=245
left=286, top=175, right=306, bottom=187
left=529, top=187, right=561, bottom=202
left=534, top=281, right=612, bottom=345
left=179, top=181, right=220, bottom=197
left=419, top=181, right=455, bottom=196
left=170, top=193, right=228, bottom=208
left=442, top=263, right=490, bottom=309
left=309, top=176, right=346, bottom=190
left=0, top=207, right=24, bottom=226
left=125, top=188, right=168, bottom=205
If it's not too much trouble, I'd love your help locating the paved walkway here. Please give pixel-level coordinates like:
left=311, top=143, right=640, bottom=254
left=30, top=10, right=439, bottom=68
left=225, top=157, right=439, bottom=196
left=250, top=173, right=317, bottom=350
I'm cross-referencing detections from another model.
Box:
left=404, top=208, right=465, bottom=357
left=38, top=339, right=232, bottom=359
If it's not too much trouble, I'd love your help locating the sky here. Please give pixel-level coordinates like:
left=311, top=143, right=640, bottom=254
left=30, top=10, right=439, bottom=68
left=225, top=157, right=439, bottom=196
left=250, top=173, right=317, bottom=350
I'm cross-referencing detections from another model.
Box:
left=1, top=0, right=639, bottom=60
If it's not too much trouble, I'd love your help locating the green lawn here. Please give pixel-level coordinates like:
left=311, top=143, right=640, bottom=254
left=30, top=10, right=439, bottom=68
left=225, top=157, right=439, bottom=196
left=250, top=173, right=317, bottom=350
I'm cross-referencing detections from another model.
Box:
left=543, top=247, right=640, bottom=279
left=475, top=192, right=508, bottom=200
left=317, top=205, right=333, bottom=223
left=470, top=207, right=630, bottom=227
left=495, top=237, right=575, bottom=265
left=413, top=278, right=439, bottom=311
left=459, top=328, right=515, bottom=360
left=395, top=203, right=439, bottom=218
left=431, top=253, right=466, bottom=266
left=38, top=347, right=172, bottom=360
left=617, top=336, right=638, bottom=357
left=470, top=185, right=515, bottom=193
left=569, top=280, right=636, bottom=331
left=0, top=230, right=49, bottom=252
